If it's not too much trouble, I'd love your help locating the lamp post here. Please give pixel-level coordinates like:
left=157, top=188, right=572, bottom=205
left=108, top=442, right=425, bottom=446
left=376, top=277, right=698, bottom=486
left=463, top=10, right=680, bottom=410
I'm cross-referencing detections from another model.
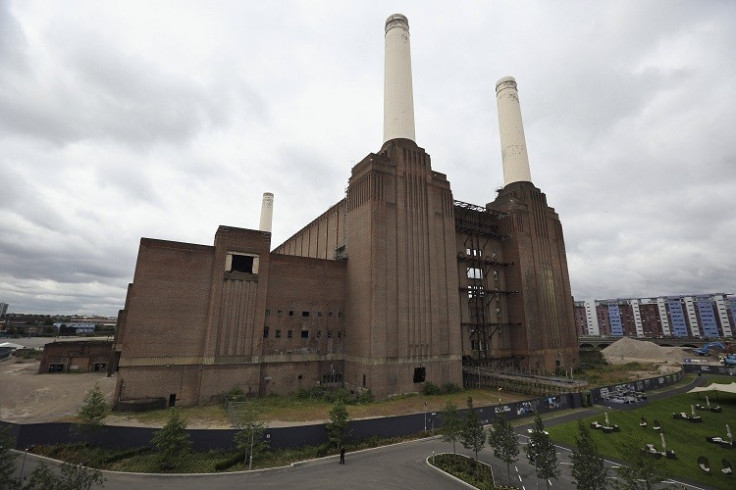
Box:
left=424, top=402, right=428, bottom=433
left=249, top=423, right=254, bottom=470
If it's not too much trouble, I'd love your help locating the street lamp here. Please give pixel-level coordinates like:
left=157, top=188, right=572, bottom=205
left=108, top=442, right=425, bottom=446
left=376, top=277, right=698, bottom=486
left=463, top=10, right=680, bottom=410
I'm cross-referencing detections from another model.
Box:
left=249, top=423, right=255, bottom=470
left=424, top=402, right=428, bottom=433
left=20, top=445, right=35, bottom=481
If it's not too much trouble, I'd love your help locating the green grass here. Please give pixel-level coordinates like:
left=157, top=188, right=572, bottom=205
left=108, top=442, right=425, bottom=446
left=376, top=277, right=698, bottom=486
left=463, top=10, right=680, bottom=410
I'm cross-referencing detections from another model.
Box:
left=34, top=432, right=428, bottom=473
left=547, top=385, right=736, bottom=490
left=429, top=453, right=498, bottom=490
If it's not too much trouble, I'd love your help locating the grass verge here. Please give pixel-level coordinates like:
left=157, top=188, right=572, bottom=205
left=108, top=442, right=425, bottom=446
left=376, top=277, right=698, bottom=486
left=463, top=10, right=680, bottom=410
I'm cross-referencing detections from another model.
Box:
left=33, top=432, right=427, bottom=473
left=429, top=453, right=499, bottom=490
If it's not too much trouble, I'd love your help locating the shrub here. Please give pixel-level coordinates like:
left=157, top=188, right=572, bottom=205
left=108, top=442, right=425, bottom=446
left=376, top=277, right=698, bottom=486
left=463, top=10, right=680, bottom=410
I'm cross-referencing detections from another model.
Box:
left=226, top=387, right=245, bottom=401
left=423, top=382, right=441, bottom=395
left=214, top=450, right=246, bottom=471
left=442, top=382, right=462, bottom=394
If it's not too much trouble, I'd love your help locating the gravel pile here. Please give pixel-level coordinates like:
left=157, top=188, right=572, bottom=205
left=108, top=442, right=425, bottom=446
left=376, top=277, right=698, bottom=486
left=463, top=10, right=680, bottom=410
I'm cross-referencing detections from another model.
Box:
left=602, top=337, right=688, bottom=365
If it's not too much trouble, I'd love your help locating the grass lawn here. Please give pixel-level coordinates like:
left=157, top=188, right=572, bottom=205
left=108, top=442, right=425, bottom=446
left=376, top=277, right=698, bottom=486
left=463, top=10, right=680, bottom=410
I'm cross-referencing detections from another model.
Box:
left=546, top=378, right=736, bottom=490
left=109, top=388, right=528, bottom=427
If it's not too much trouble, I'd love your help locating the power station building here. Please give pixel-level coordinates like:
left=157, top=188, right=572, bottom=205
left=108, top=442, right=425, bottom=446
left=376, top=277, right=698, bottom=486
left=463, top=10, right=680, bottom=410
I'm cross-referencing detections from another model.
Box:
left=111, top=14, right=578, bottom=407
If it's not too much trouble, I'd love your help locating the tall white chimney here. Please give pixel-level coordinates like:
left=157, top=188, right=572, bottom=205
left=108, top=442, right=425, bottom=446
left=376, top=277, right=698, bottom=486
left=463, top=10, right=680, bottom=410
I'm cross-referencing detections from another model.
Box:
left=383, top=14, right=415, bottom=143
left=259, top=192, right=274, bottom=232
left=496, top=76, right=532, bottom=185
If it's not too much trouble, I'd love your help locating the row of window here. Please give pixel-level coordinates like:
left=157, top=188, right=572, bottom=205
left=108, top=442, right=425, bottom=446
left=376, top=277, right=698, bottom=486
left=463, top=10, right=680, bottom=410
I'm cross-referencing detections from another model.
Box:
left=263, top=327, right=343, bottom=339
left=265, top=309, right=344, bottom=318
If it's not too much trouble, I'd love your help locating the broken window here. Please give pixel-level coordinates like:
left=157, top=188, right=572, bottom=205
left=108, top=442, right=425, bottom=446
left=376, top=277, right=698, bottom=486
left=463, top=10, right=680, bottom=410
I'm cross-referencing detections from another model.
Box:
left=225, top=252, right=259, bottom=274
left=413, top=367, right=426, bottom=383
left=275, top=330, right=281, bottom=338
left=301, top=330, right=309, bottom=339
left=263, top=327, right=269, bottom=338
left=302, top=311, right=310, bottom=317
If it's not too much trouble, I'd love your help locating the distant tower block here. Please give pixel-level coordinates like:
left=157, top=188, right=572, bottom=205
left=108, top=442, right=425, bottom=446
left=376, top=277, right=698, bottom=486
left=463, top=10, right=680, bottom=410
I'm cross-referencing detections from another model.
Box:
left=496, top=76, right=532, bottom=185
left=259, top=192, right=274, bottom=232
left=383, top=14, right=415, bottom=143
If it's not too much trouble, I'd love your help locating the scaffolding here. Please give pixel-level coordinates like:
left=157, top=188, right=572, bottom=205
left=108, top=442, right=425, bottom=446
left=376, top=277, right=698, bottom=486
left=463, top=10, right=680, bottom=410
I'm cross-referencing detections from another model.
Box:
left=454, top=200, right=520, bottom=369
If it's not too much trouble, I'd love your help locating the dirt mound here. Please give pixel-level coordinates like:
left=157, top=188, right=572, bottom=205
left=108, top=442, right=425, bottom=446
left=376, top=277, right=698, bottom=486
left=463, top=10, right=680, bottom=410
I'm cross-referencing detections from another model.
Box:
left=602, top=337, right=687, bottom=368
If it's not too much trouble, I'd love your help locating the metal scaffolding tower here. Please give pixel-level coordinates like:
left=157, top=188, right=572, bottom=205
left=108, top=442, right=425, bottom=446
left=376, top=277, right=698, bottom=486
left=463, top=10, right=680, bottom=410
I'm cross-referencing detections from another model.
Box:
left=454, top=200, right=519, bottom=367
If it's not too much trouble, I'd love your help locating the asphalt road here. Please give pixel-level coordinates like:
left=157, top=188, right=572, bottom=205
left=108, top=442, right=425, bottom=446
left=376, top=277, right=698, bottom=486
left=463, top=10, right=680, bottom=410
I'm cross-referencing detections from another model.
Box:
left=14, top=428, right=710, bottom=490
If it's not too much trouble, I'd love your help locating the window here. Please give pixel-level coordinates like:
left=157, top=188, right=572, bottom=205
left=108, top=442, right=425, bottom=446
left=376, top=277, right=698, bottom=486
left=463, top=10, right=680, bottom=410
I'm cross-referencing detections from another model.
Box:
left=289, top=311, right=294, bottom=316
left=265, top=309, right=270, bottom=317
left=327, top=330, right=333, bottom=338
left=467, top=267, right=483, bottom=279
left=301, top=330, right=309, bottom=339
left=275, top=330, right=281, bottom=338
left=413, top=367, right=426, bottom=383
left=287, top=330, right=293, bottom=339
left=302, top=311, right=310, bottom=317
left=337, top=331, right=342, bottom=339
left=263, top=327, right=269, bottom=338
left=225, top=252, right=259, bottom=274
left=316, top=330, right=322, bottom=338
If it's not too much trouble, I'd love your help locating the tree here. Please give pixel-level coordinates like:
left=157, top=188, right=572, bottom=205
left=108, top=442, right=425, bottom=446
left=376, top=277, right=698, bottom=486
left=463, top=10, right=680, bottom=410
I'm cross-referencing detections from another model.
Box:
left=21, top=462, right=104, bottom=490
left=571, top=419, right=608, bottom=490
left=151, top=409, right=192, bottom=469
left=488, top=414, right=519, bottom=483
left=76, top=384, right=107, bottom=438
left=440, top=400, right=463, bottom=454
left=325, top=400, right=351, bottom=449
left=1, top=424, right=19, bottom=490
left=612, top=435, right=668, bottom=490
left=233, top=407, right=270, bottom=469
left=459, top=397, right=486, bottom=465
left=524, top=413, right=559, bottom=490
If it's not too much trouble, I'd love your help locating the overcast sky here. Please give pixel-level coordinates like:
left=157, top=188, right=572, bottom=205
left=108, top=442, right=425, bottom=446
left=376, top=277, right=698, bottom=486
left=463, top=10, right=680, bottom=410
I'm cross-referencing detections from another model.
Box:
left=1, top=0, right=734, bottom=316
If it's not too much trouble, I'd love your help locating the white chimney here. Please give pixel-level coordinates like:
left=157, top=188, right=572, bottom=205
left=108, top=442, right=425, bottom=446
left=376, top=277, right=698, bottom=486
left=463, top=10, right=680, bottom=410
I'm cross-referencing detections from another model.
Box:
left=383, top=14, right=415, bottom=143
left=259, top=192, right=274, bottom=232
left=496, top=76, right=532, bottom=185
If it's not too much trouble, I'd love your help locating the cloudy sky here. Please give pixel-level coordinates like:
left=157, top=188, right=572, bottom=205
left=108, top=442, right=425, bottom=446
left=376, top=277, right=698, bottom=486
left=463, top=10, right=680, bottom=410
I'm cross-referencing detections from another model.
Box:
left=1, top=0, right=734, bottom=316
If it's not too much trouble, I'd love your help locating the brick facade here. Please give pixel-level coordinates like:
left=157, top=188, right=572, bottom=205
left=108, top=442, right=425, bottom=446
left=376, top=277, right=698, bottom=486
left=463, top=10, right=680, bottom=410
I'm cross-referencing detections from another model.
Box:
left=113, top=140, right=577, bottom=406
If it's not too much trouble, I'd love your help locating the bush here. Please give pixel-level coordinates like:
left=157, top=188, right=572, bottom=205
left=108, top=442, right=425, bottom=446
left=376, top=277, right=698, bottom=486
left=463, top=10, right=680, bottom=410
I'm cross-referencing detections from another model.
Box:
left=103, top=446, right=151, bottom=465
left=355, top=389, right=374, bottom=404
left=423, top=382, right=442, bottom=395
left=226, top=387, right=245, bottom=401
left=214, top=450, right=246, bottom=471
left=442, top=382, right=462, bottom=394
